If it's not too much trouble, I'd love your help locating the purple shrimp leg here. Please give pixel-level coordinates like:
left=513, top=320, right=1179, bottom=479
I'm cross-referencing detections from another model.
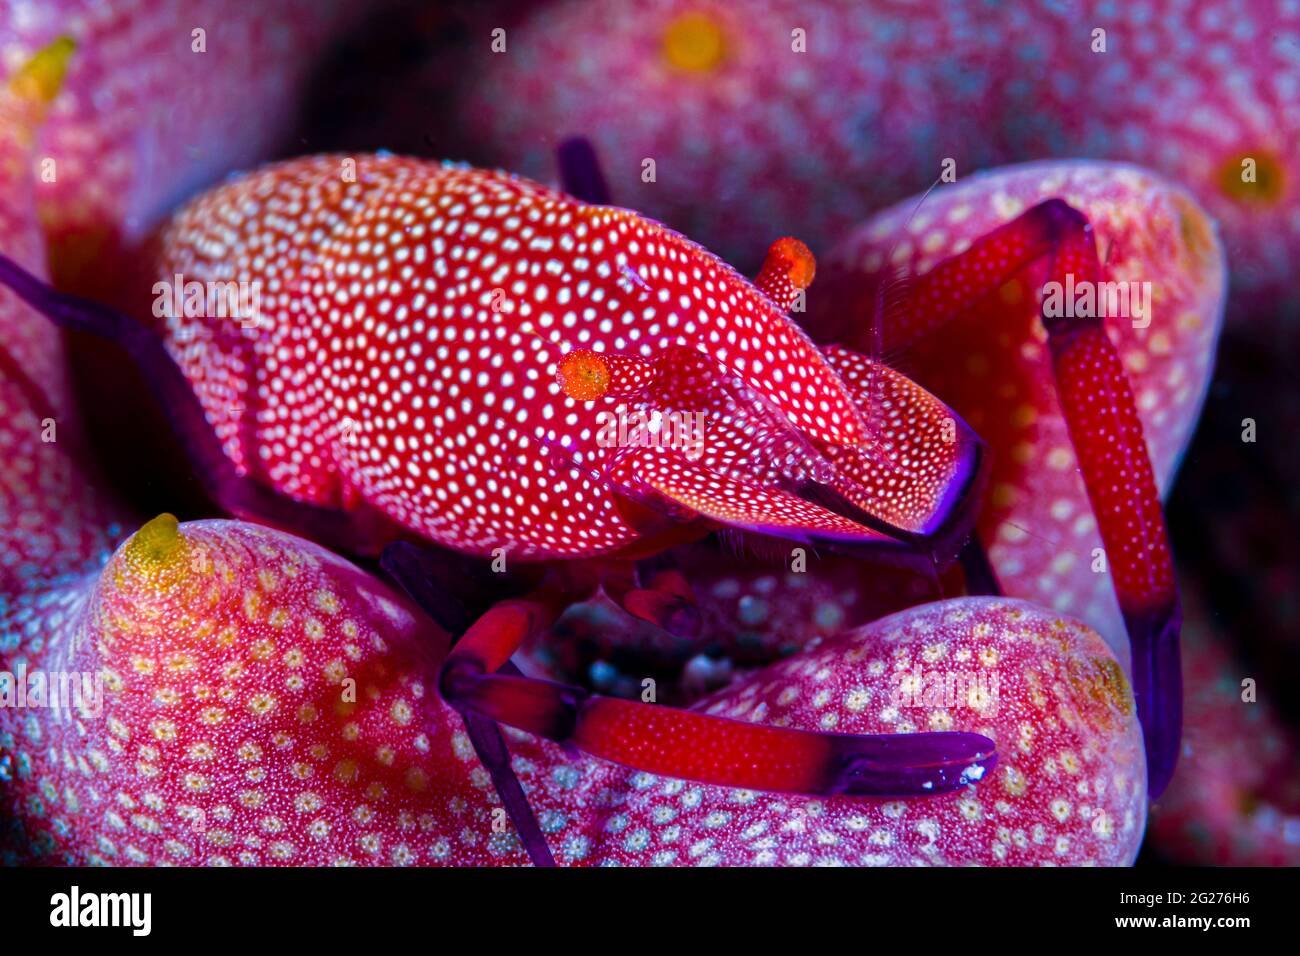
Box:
left=0, top=252, right=383, bottom=554
left=381, top=541, right=558, bottom=868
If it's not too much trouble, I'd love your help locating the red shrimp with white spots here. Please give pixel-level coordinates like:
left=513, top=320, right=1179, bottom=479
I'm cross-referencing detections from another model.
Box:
left=0, top=140, right=1206, bottom=864
left=136, top=154, right=982, bottom=563
left=0, top=149, right=1004, bottom=871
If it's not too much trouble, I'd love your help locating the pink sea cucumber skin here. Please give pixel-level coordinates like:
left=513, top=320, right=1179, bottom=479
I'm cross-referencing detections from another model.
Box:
left=460, top=0, right=1293, bottom=334
left=0, top=0, right=363, bottom=290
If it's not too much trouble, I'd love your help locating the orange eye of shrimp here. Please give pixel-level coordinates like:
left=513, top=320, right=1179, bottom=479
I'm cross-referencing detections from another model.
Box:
left=557, top=348, right=612, bottom=401
left=772, top=237, right=816, bottom=288
left=754, top=236, right=817, bottom=310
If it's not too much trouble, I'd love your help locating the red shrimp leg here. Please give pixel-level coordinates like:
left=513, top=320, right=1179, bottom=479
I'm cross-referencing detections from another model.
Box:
left=382, top=543, right=560, bottom=866
left=437, top=599, right=567, bottom=870
left=621, top=567, right=701, bottom=636
left=427, top=583, right=996, bottom=798
left=445, top=665, right=996, bottom=796
left=885, top=199, right=1181, bottom=795
left=383, top=539, right=995, bottom=798
left=588, top=559, right=703, bottom=637
left=746, top=239, right=989, bottom=565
